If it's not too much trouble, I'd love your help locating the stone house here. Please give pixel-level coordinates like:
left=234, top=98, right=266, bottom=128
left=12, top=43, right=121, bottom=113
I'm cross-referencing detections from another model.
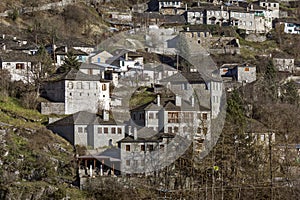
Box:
left=180, top=26, right=212, bottom=46
left=220, top=63, right=257, bottom=83
left=89, top=50, right=114, bottom=65
left=160, top=72, right=223, bottom=119
left=54, top=46, right=88, bottom=66
left=186, top=7, right=204, bottom=25
left=41, top=69, right=110, bottom=115
left=107, top=50, right=144, bottom=73
left=205, top=5, right=230, bottom=25
left=0, top=51, right=37, bottom=82
left=47, top=111, right=125, bottom=149
left=158, top=0, right=183, bottom=11
left=273, top=57, right=295, bottom=73
left=118, top=128, right=176, bottom=174
left=259, top=0, right=280, bottom=19
left=281, top=21, right=300, bottom=34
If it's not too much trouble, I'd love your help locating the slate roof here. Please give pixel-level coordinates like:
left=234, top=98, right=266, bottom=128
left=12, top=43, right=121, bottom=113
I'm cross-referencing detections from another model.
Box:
left=118, top=131, right=175, bottom=143
left=154, top=64, right=177, bottom=72
left=47, top=111, right=118, bottom=127
left=55, top=47, right=88, bottom=56
left=0, top=51, right=37, bottom=62
left=78, top=147, right=121, bottom=162
left=160, top=72, right=206, bottom=84
left=48, top=69, right=106, bottom=82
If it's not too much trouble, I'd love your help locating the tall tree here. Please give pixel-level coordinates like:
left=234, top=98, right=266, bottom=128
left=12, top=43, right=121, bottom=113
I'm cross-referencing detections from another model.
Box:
left=58, top=52, right=80, bottom=73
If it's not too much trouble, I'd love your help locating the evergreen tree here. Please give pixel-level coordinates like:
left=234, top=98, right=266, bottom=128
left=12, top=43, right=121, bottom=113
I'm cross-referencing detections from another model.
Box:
left=281, top=80, right=299, bottom=105
left=58, top=52, right=80, bottom=73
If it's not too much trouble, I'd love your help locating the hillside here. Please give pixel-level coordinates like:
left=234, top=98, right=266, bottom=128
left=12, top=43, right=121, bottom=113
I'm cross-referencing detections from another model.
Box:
left=0, top=96, right=88, bottom=199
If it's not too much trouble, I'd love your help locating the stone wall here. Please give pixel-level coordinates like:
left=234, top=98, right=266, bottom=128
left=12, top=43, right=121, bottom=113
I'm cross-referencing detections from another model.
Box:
left=41, top=102, right=65, bottom=115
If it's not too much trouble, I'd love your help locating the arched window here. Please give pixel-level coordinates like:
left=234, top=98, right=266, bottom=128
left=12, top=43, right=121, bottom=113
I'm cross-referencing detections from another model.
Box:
left=108, top=139, right=113, bottom=146
left=68, top=82, right=73, bottom=89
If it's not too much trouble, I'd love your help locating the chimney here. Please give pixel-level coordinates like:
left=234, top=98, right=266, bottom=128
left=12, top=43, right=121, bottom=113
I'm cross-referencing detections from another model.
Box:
left=191, top=96, right=195, bottom=107
left=175, top=95, right=182, bottom=107
left=2, top=34, right=5, bottom=39
left=185, top=3, right=187, bottom=11
left=187, top=26, right=190, bottom=31
left=221, top=5, right=223, bottom=11
left=133, top=127, right=137, bottom=140
left=103, top=110, right=109, bottom=121
left=251, top=4, right=253, bottom=11
left=125, top=52, right=128, bottom=60
left=64, top=46, right=68, bottom=53
left=2, top=44, right=6, bottom=51
left=128, top=125, right=132, bottom=135
left=157, top=94, right=161, bottom=106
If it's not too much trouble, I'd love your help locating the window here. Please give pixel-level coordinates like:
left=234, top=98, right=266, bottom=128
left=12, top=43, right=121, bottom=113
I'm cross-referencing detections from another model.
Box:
left=16, top=63, right=25, bottom=69
left=126, top=160, right=130, bottom=166
left=197, top=127, right=201, bottom=133
left=68, top=82, right=73, bottom=89
left=118, top=128, right=122, bottom=134
left=182, top=83, right=188, bottom=90
left=112, top=127, right=116, bottom=134
left=77, top=82, right=83, bottom=89
left=149, top=113, right=154, bottom=119
left=98, top=127, right=102, bottom=134
left=88, top=69, right=93, bottom=75
left=148, top=144, right=154, bottom=152
left=97, top=57, right=101, bottom=63
left=141, top=145, right=145, bottom=151
left=86, top=82, right=90, bottom=89
left=203, top=113, right=208, bottom=120
left=168, top=112, right=179, bottom=123
left=84, top=127, right=87, bottom=133
left=174, top=127, right=179, bottom=133
left=160, top=144, right=165, bottom=150
left=245, top=67, right=249, bottom=72
left=78, top=127, right=83, bottom=133
left=168, top=127, right=172, bottom=133
left=104, top=127, right=108, bottom=134
left=203, top=127, right=208, bottom=135
left=126, top=145, right=131, bottom=152
left=102, top=84, right=107, bottom=91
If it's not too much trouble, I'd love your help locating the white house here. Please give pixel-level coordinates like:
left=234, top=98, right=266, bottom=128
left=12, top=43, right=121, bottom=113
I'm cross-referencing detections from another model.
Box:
left=41, top=69, right=111, bottom=115
left=273, top=57, right=295, bottom=73
left=47, top=111, right=126, bottom=149
left=0, top=51, right=37, bottom=82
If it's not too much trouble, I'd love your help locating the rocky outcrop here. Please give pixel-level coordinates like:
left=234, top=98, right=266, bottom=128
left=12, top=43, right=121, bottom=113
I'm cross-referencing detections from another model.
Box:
left=0, top=124, right=78, bottom=199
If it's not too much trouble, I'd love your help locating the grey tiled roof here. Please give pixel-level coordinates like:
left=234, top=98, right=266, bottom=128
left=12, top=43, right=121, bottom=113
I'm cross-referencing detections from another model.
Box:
left=160, top=72, right=206, bottom=83
left=47, top=111, right=118, bottom=126
left=49, top=69, right=103, bottom=81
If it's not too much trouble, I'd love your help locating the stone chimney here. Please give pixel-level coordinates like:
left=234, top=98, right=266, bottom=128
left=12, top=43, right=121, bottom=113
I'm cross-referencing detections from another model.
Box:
left=175, top=95, right=182, bottom=107
left=157, top=94, right=161, bottom=106
left=185, top=3, right=187, bottom=11
left=64, top=46, right=68, bottom=53
left=103, top=110, right=109, bottom=121
left=133, top=127, right=137, bottom=140
left=128, top=125, right=132, bottom=135
left=2, top=44, right=6, bottom=51
left=191, top=96, right=195, bottom=107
